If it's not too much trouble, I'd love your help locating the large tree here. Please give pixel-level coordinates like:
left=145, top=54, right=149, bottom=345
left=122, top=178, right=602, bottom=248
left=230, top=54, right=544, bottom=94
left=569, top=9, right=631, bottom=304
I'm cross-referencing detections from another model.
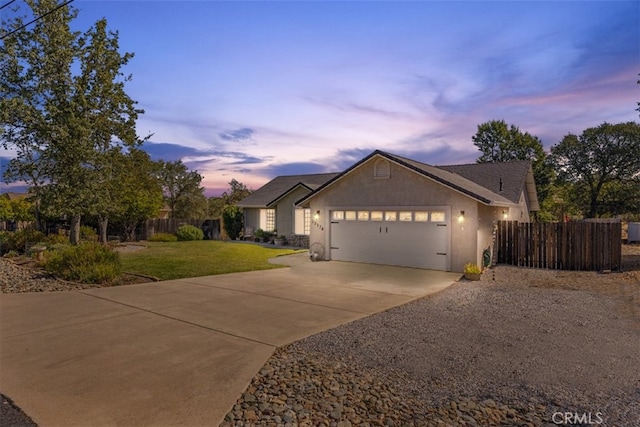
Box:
left=472, top=120, right=554, bottom=208
left=75, top=18, right=144, bottom=242
left=109, top=149, right=163, bottom=241
left=1, top=0, right=79, bottom=234
left=208, top=178, right=253, bottom=218
left=1, top=1, right=143, bottom=244
left=156, top=160, right=204, bottom=219
left=550, top=122, right=640, bottom=218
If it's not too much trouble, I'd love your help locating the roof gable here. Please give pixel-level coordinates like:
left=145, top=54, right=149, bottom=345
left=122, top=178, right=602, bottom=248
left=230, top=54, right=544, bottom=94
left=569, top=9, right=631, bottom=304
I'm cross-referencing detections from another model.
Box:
left=296, top=150, right=524, bottom=207
left=237, top=173, right=339, bottom=208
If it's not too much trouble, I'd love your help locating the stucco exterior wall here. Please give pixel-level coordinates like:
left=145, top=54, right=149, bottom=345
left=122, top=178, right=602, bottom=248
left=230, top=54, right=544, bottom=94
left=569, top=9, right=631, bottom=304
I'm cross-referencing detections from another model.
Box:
left=477, top=204, right=503, bottom=267
left=243, top=208, right=260, bottom=236
left=498, top=191, right=530, bottom=223
left=308, top=158, right=484, bottom=272
left=275, top=187, right=310, bottom=235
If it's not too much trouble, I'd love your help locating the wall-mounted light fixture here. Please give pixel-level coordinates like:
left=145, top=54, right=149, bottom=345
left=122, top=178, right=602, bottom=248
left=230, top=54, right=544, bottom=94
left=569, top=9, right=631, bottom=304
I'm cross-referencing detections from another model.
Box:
left=458, top=210, right=465, bottom=223
left=502, top=210, right=508, bottom=219
left=313, top=210, right=320, bottom=221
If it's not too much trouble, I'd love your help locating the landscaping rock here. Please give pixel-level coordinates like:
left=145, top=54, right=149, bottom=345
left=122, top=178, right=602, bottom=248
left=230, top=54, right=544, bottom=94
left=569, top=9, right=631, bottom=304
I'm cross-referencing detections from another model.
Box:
left=0, top=258, right=93, bottom=293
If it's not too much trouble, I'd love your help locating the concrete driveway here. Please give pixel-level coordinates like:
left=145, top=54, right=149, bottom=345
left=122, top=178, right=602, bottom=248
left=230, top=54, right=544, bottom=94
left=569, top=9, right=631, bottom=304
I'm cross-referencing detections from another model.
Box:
left=0, top=254, right=459, bottom=426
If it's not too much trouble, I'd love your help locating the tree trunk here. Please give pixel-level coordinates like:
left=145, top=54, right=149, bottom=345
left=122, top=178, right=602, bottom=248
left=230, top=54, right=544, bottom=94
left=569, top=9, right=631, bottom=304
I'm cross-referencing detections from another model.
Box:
left=125, top=224, right=136, bottom=242
left=98, top=215, right=109, bottom=244
left=35, top=205, right=44, bottom=233
left=69, top=215, right=81, bottom=245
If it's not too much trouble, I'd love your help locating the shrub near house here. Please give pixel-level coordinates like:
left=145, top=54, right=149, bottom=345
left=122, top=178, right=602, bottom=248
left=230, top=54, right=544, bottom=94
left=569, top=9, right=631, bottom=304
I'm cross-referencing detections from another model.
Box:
left=175, top=224, right=204, bottom=241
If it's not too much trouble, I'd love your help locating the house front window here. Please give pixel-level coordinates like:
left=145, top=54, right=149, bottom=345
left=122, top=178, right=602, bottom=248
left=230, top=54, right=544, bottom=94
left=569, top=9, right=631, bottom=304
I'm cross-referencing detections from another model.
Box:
left=295, top=208, right=311, bottom=235
left=260, top=208, right=276, bottom=232
left=303, top=209, right=310, bottom=234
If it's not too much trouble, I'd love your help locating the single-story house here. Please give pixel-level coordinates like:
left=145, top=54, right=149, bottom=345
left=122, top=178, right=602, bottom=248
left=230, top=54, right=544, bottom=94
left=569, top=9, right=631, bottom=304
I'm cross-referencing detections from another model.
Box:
left=237, top=172, right=340, bottom=238
left=293, top=150, right=539, bottom=272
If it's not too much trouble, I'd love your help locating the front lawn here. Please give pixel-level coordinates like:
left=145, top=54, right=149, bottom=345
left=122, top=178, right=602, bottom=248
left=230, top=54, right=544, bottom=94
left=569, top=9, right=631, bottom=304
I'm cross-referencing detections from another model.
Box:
left=120, top=241, right=303, bottom=280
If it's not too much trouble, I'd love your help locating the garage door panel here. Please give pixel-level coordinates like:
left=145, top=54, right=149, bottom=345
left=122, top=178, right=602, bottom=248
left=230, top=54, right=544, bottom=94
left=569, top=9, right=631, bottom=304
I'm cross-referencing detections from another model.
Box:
left=330, top=209, right=450, bottom=270
left=331, top=222, right=383, bottom=263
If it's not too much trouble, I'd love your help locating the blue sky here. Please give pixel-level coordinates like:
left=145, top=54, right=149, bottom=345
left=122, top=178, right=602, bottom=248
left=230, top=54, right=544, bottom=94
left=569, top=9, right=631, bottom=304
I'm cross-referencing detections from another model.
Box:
left=1, top=0, right=638, bottom=195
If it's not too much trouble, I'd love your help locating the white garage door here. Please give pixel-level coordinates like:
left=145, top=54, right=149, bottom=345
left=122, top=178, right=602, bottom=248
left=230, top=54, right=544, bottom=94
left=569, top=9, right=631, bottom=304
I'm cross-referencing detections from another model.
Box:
left=330, top=208, right=450, bottom=270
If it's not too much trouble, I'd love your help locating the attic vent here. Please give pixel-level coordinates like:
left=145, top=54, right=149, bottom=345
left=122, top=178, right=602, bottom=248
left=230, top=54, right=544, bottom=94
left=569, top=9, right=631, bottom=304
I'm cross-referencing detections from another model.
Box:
left=374, top=159, right=391, bottom=179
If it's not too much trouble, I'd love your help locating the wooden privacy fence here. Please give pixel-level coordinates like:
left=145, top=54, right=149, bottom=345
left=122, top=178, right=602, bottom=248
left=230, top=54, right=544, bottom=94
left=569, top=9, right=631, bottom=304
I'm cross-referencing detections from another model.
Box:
left=495, top=220, right=622, bottom=271
left=144, top=218, right=220, bottom=240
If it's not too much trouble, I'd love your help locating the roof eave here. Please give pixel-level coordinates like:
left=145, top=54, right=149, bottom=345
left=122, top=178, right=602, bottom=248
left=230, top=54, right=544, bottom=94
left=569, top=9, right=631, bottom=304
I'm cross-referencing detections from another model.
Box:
left=295, top=150, right=383, bottom=206
left=525, top=166, right=540, bottom=211
left=381, top=152, right=504, bottom=205
left=487, top=201, right=519, bottom=208
left=236, top=203, right=267, bottom=209
left=266, top=183, right=313, bottom=207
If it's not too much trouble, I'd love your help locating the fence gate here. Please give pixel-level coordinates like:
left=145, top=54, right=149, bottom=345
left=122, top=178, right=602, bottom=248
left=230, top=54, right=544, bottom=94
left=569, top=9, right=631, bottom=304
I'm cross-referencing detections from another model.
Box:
left=496, top=220, right=622, bottom=271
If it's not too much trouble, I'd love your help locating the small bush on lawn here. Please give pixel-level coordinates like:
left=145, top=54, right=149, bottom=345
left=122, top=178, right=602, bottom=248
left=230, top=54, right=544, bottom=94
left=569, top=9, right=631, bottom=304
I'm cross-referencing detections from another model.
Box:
left=175, top=224, right=204, bottom=241
left=42, top=242, right=121, bottom=284
left=1, top=229, right=46, bottom=254
left=148, top=233, right=178, bottom=242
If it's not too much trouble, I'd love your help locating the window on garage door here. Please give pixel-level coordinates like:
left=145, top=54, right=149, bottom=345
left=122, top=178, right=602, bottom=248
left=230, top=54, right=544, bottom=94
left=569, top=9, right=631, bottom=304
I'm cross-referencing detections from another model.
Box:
left=431, top=211, right=446, bottom=222
left=399, top=211, right=412, bottom=221
left=371, top=211, right=383, bottom=221
left=414, top=211, right=428, bottom=222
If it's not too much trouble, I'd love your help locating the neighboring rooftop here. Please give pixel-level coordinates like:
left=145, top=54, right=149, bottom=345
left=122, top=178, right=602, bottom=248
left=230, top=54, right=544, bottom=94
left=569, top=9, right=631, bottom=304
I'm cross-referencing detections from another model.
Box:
left=237, top=173, right=340, bottom=208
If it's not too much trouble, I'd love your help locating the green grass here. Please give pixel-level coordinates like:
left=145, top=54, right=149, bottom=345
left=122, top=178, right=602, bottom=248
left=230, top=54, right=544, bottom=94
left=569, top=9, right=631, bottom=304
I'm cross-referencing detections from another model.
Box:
left=119, top=241, right=304, bottom=280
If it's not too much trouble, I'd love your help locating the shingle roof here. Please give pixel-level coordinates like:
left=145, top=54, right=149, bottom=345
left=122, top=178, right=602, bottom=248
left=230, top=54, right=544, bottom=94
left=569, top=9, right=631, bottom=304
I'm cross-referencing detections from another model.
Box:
left=296, top=150, right=531, bottom=207
left=237, top=173, right=340, bottom=208
left=436, top=161, right=531, bottom=204
left=371, top=152, right=517, bottom=206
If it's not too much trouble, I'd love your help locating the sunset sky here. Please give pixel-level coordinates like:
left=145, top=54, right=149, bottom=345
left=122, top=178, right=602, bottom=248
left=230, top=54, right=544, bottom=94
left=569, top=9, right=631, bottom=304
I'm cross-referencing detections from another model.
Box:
left=1, top=0, right=638, bottom=195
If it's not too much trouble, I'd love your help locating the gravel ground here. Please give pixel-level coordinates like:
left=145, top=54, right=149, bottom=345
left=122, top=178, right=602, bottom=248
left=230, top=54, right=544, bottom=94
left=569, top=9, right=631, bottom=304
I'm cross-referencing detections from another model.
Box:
left=0, top=395, right=36, bottom=427
left=222, top=246, right=640, bottom=427
left=0, top=257, right=99, bottom=293
left=2, top=246, right=639, bottom=427
left=0, top=254, right=154, bottom=294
